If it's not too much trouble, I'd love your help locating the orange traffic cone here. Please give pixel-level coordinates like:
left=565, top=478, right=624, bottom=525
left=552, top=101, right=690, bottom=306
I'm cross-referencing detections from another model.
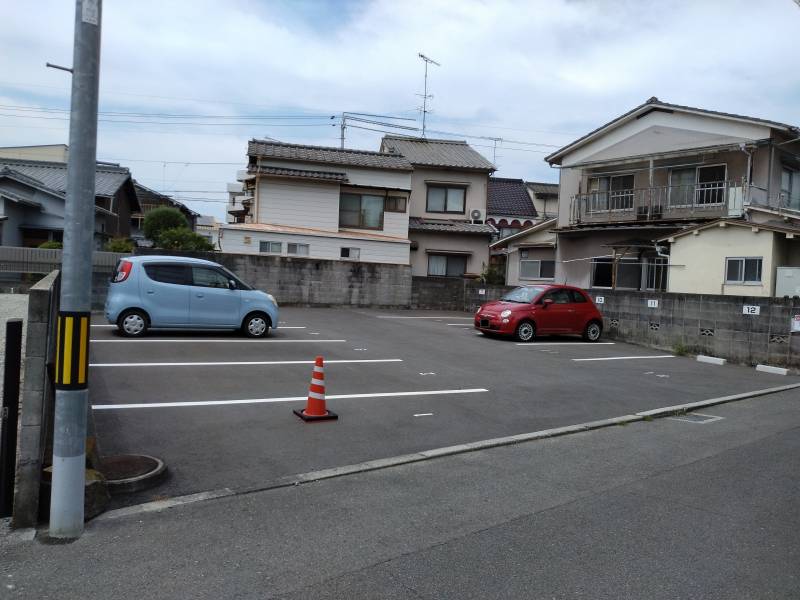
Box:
left=293, top=356, right=338, bottom=421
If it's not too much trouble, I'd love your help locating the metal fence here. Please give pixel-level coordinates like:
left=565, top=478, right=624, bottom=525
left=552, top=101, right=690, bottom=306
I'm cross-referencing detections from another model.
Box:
left=0, top=246, right=128, bottom=274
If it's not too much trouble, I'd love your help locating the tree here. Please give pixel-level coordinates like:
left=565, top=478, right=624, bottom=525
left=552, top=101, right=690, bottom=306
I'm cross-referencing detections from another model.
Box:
left=38, top=240, right=63, bottom=249
left=142, top=207, right=189, bottom=243
left=104, top=238, right=135, bottom=252
left=157, top=227, right=215, bottom=251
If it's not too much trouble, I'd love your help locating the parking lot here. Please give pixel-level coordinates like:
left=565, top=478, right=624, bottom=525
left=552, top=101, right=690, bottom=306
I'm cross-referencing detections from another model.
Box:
left=89, top=307, right=799, bottom=506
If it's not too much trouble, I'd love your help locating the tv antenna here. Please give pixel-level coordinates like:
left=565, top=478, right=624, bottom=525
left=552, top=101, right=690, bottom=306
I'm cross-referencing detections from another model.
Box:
left=417, top=53, right=440, bottom=137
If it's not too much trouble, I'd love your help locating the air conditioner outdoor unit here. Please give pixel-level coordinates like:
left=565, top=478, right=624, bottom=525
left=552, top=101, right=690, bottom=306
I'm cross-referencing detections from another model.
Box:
left=470, top=208, right=485, bottom=223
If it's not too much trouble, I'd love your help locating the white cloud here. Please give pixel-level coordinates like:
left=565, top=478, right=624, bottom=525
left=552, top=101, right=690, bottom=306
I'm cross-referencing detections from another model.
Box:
left=1, top=0, right=798, bottom=218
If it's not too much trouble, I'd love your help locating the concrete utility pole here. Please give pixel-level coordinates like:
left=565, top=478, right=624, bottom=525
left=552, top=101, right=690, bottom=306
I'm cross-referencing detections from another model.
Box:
left=49, top=0, right=102, bottom=539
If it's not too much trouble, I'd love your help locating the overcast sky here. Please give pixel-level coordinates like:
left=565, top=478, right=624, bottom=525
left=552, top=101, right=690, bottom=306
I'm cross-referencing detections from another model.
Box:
left=1, top=0, right=799, bottom=219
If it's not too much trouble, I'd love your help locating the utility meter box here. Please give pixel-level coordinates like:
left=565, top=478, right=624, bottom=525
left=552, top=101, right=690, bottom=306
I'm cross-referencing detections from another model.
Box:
left=775, top=267, right=800, bottom=298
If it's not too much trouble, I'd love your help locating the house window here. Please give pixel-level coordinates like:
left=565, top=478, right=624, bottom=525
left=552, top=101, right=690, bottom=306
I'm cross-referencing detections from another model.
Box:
left=340, top=247, right=360, bottom=260
left=385, top=196, right=407, bottom=213
left=287, top=243, right=309, bottom=256
left=782, top=166, right=800, bottom=210
left=591, top=258, right=613, bottom=288
left=670, top=165, right=727, bottom=206
left=725, top=257, right=762, bottom=284
left=645, top=257, right=668, bottom=291
left=426, top=185, right=466, bottom=214
left=588, top=174, right=634, bottom=211
left=498, top=227, right=520, bottom=238
left=428, top=254, right=467, bottom=277
left=519, top=254, right=555, bottom=280
left=339, top=193, right=384, bottom=229
left=259, top=241, right=282, bottom=254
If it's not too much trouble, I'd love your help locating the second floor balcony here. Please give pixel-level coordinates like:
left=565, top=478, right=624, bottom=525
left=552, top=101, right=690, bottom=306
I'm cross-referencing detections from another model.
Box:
left=570, top=179, right=746, bottom=225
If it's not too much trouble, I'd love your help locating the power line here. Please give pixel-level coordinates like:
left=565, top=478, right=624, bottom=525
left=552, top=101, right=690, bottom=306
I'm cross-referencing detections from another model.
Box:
left=0, top=104, right=337, bottom=120
left=0, top=112, right=339, bottom=127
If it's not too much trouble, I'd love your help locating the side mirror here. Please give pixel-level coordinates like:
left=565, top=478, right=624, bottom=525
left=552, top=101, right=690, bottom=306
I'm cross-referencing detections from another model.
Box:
left=542, top=298, right=554, bottom=308
left=228, top=279, right=237, bottom=290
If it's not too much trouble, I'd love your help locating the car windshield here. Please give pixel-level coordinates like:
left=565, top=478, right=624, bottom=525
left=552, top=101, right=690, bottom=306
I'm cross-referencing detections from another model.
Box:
left=218, top=266, right=252, bottom=290
left=500, top=286, right=547, bottom=304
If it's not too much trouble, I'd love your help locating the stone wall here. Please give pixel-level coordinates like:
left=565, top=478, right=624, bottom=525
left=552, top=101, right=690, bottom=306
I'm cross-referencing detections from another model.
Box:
left=124, top=250, right=412, bottom=308
left=590, top=289, right=800, bottom=368
left=411, top=276, right=512, bottom=311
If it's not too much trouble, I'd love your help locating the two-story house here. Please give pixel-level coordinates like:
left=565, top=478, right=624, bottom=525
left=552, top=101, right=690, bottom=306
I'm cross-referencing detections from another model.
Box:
left=0, top=149, right=139, bottom=248
left=218, top=140, right=413, bottom=264
left=379, top=136, right=495, bottom=277
left=486, top=177, right=539, bottom=238
left=545, top=97, right=800, bottom=294
left=130, top=182, right=199, bottom=246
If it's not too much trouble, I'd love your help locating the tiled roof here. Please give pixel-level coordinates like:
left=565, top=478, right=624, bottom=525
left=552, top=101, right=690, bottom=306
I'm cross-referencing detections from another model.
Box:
left=488, top=177, right=537, bottom=218
left=526, top=181, right=559, bottom=198
left=546, top=97, right=800, bottom=165
left=0, top=157, right=131, bottom=197
left=658, top=218, right=800, bottom=241
left=381, top=136, right=495, bottom=171
left=248, top=139, right=412, bottom=171
left=133, top=182, right=199, bottom=217
left=247, top=165, right=348, bottom=182
left=408, top=217, right=495, bottom=235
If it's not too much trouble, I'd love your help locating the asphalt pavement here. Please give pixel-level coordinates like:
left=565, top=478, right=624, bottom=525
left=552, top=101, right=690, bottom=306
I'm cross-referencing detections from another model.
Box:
left=87, top=307, right=799, bottom=507
left=3, top=388, right=798, bottom=599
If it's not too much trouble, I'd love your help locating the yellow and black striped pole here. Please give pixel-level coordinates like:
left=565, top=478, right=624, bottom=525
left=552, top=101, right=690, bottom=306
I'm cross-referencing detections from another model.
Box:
left=54, top=312, right=91, bottom=390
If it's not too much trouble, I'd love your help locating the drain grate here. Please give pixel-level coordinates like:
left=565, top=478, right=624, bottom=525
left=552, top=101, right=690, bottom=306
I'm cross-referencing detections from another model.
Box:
left=667, top=412, right=724, bottom=424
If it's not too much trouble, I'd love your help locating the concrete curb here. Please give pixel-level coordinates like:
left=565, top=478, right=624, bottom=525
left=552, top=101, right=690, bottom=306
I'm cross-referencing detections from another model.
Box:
left=755, top=364, right=789, bottom=376
left=84, top=382, right=800, bottom=524
left=104, top=455, right=168, bottom=495
left=697, top=355, right=727, bottom=366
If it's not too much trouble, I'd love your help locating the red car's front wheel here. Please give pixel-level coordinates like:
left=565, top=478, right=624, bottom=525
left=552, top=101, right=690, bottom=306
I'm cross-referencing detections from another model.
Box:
left=515, top=320, right=536, bottom=342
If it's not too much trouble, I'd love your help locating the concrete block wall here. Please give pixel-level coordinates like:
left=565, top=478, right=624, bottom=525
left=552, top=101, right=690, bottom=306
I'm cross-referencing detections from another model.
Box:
left=13, top=269, right=59, bottom=528
left=125, top=250, right=413, bottom=308
left=591, top=290, right=800, bottom=368
left=411, top=277, right=512, bottom=311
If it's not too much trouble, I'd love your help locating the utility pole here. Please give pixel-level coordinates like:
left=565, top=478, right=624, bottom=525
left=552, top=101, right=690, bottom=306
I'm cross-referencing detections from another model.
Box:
left=49, top=0, right=102, bottom=539
left=340, top=112, right=346, bottom=149
left=417, top=53, right=440, bottom=138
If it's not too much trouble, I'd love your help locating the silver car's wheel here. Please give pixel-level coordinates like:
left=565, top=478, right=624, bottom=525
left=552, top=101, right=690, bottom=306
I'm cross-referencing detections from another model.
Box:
left=244, top=314, right=269, bottom=338
left=584, top=321, right=602, bottom=342
left=118, top=310, right=147, bottom=338
left=515, top=321, right=535, bottom=342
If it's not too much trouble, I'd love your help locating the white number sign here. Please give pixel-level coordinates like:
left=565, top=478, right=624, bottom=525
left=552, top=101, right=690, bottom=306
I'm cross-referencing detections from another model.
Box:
left=595, top=296, right=604, bottom=304
left=792, top=315, right=800, bottom=333
left=742, top=305, right=761, bottom=315
left=478, top=289, right=486, bottom=296
left=647, top=299, right=659, bottom=308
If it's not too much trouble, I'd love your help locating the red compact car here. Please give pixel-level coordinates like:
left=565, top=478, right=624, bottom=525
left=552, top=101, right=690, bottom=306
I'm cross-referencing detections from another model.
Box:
left=474, top=284, right=604, bottom=342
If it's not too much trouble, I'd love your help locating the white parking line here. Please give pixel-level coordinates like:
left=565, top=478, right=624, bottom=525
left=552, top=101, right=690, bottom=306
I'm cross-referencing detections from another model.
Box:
left=91, top=324, right=307, bottom=329
left=515, top=342, right=616, bottom=346
left=414, top=413, right=434, bottom=417
left=377, top=316, right=473, bottom=320
left=90, top=339, right=347, bottom=344
left=447, top=323, right=473, bottom=326
left=90, top=359, right=403, bottom=368
left=572, top=355, right=675, bottom=362
left=92, top=388, right=489, bottom=410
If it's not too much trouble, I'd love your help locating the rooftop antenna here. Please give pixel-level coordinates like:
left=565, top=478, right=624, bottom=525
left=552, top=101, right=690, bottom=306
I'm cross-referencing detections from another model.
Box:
left=417, top=53, right=440, bottom=138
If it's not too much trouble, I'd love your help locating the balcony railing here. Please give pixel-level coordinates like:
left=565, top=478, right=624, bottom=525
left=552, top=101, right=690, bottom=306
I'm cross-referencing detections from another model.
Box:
left=570, top=180, right=746, bottom=225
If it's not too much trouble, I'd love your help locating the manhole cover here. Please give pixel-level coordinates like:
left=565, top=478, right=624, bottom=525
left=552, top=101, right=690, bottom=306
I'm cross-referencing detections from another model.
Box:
left=667, top=413, right=723, bottom=424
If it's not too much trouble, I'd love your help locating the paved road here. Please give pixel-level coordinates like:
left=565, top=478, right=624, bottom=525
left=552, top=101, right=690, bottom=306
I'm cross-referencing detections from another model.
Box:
left=88, top=307, right=798, bottom=506
left=3, top=390, right=798, bottom=599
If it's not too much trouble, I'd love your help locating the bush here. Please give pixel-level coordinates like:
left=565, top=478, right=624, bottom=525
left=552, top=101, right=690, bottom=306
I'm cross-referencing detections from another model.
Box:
left=38, top=240, right=62, bottom=249
left=142, top=207, right=189, bottom=243
left=479, top=263, right=505, bottom=285
left=104, top=237, right=135, bottom=252
left=157, top=227, right=215, bottom=251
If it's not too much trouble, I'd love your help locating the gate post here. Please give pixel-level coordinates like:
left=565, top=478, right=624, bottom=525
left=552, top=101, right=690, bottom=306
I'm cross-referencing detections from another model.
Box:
left=0, top=319, right=23, bottom=517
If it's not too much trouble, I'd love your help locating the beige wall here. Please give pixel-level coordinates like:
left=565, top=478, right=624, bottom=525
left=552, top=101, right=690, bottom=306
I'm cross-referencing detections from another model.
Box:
left=0, top=144, right=69, bottom=163
left=409, top=231, right=490, bottom=277
left=408, top=167, right=489, bottom=220
left=667, top=225, right=778, bottom=296
left=506, top=246, right=556, bottom=287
